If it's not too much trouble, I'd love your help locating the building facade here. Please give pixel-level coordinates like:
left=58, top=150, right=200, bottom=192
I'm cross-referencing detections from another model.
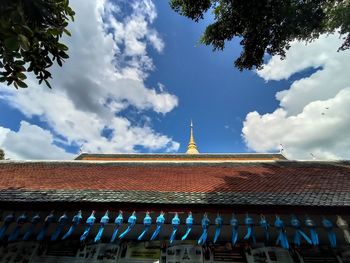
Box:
left=0, top=125, right=349, bottom=262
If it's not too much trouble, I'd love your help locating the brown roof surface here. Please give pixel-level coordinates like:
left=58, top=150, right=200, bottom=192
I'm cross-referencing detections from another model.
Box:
left=0, top=161, right=347, bottom=192
left=0, top=161, right=349, bottom=207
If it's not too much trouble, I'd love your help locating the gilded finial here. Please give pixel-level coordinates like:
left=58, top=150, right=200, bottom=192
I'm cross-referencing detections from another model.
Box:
left=186, top=120, right=199, bottom=154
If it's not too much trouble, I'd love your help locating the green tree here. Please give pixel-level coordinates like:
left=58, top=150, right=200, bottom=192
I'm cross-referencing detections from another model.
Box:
left=0, top=0, right=75, bottom=89
left=0, top=149, right=4, bottom=160
left=170, top=0, right=350, bottom=70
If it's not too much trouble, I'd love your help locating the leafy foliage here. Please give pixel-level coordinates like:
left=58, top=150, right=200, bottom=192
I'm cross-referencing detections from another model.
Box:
left=0, top=0, right=74, bottom=89
left=0, top=148, right=4, bottom=160
left=170, top=0, right=350, bottom=70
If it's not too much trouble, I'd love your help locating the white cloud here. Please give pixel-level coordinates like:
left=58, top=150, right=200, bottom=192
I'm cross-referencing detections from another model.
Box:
left=157, top=83, right=165, bottom=92
left=0, top=0, right=179, bottom=159
left=243, top=33, right=350, bottom=160
left=0, top=121, right=75, bottom=160
left=258, top=34, right=350, bottom=116
left=0, top=126, right=10, bottom=146
left=148, top=30, right=165, bottom=53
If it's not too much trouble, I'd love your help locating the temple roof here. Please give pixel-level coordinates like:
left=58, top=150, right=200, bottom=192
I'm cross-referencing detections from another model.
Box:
left=75, top=153, right=287, bottom=161
left=0, top=160, right=349, bottom=211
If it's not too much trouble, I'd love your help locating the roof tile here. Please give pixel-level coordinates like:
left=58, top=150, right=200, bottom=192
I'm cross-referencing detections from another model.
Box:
left=0, top=161, right=349, bottom=206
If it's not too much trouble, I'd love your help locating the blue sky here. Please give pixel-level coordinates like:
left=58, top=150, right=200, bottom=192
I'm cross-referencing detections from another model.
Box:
left=1, top=0, right=350, bottom=160
left=145, top=1, right=276, bottom=153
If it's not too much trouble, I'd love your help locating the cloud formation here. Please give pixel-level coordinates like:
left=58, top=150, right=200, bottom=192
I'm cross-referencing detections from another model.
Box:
left=0, top=0, right=179, bottom=159
left=243, top=33, right=350, bottom=160
left=0, top=122, right=75, bottom=160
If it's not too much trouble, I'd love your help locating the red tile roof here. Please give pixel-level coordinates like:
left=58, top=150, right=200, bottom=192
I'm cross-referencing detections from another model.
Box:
left=0, top=161, right=349, bottom=207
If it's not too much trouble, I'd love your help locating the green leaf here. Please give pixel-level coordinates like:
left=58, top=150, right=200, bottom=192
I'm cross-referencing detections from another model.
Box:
left=48, top=28, right=60, bottom=36
left=63, top=28, right=71, bottom=36
left=44, top=79, right=52, bottom=89
left=4, top=37, right=19, bottom=51
left=18, top=34, right=30, bottom=51
left=15, top=65, right=26, bottom=71
left=14, top=60, right=25, bottom=66
left=59, top=51, right=69, bottom=59
left=57, top=43, right=69, bottom=51
left=57, top=57, right=62, bottom=67
left=16, top=72, right=27, bottom=80
left=0, top=76, right=7, bottom=82
left=22, top=25, right=33, bottom=36
left=15, top=79, right=28, bottom=88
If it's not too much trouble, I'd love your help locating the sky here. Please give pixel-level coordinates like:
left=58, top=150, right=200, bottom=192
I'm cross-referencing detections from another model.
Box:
left=1, top=0, right=350, bottom=160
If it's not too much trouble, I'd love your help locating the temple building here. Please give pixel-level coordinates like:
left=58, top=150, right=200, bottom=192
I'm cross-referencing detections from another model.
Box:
left=0, top=123, right=350, bottom=262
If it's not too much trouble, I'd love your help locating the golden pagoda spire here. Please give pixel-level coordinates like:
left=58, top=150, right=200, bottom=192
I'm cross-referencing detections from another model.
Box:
left=186, top=120, right=199, bottom=154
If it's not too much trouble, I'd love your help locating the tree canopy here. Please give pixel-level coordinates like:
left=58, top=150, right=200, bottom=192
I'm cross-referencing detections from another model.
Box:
left=170, top=0, right=350, bottom=70
left=0, top=149, right=4, bottom=160
left=0, top=0, right=74, bottom=89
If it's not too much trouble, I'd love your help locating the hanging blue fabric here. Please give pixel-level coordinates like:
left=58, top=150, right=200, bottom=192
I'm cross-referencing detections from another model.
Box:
left=51, top=212, right=69, bottom=241
left=305, top=217, right=319, bottom=246
left=23, top=214, right=40, bottom=241
left=322, top=217, right=336, bottom=248
left=274, top=216, right=289, bottom=249
left=138, top=212, right=152, bottom=240
left=94, top=211, right=109, bottom=242
left=230, top=215, right=239, bottom=246
left=62, top=210, right=82, bottom=240
left=150, top=212, right=165, bottom=241
left=244, top=214, right=256, bottom=245
left=290, top=216, right=312, bottom=246
left=169, top=212, right=180, bottom=244
left=260, top=215, right=269, bottom=243
left=111, top=211, right=123, bottom=242
left=80, top=210, right=96, bottom=242
left=0, top=212, right=15, bottom=240
left=37, top=211, right=55, bottom=241
left=181, top=212, right=193, bottom=241
left=119, top=211, right=137, bottom=240
left=213, top=214, right=223, bottom=243
left=8, top=213, right=28, bottom=242
left=198, top=213, right=210, bottom=245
